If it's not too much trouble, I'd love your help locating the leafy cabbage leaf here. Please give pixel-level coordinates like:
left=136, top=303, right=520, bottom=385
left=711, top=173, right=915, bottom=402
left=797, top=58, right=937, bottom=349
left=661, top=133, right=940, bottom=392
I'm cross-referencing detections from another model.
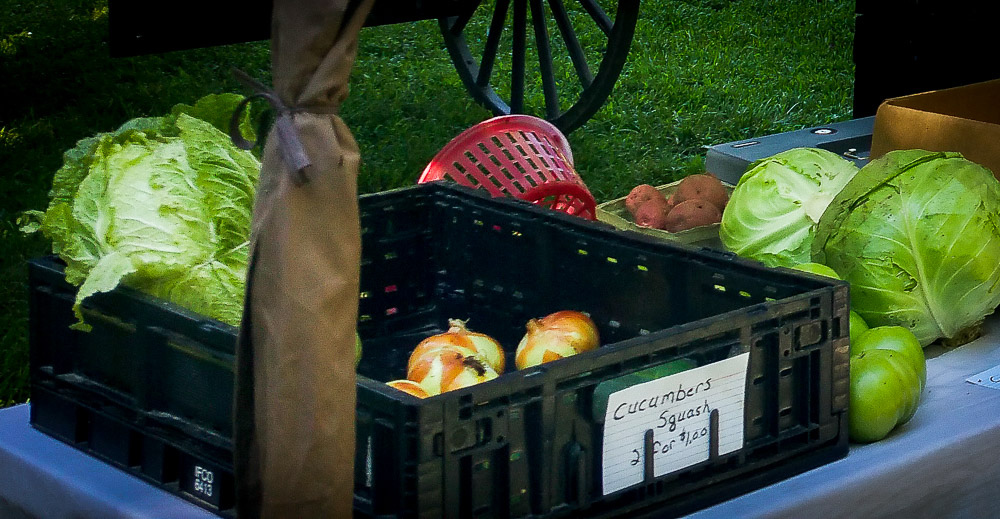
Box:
left=814, top=149, right=1000, bottom=346
left=719, top=147, right=859, bottom=267
left=22, top=95, right=259, bottom=328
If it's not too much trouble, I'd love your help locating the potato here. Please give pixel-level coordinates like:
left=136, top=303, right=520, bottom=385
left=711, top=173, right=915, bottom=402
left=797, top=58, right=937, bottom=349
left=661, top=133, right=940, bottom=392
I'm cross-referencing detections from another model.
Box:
left=674, top=173, right=729, bottom=211
left=662, top=199, right=722, bottom=232
left=633, top=197, right=673, bottom=229
left=625, top=184, right=667, bottom=216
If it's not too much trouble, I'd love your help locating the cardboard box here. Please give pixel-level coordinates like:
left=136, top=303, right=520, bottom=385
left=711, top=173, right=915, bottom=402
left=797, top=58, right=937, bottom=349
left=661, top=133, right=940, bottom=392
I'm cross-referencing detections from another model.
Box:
left=870, top=79, right=1000, bottom=178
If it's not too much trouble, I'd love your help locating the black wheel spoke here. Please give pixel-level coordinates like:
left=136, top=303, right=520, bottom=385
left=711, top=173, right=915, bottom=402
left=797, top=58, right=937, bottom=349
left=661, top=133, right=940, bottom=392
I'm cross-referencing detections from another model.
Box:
left=440, top=0, right=639, bottom=133
left=511, top=0, right=527, bottom=113
left=578, top=0, right=612, bottom=36
left=529, top=0, right=560, bottom=118
left=478, top=0, right=511, bottom=87
left=447, top=7, right=477, bottom=36
left=548, top=0, right=593, bottom=88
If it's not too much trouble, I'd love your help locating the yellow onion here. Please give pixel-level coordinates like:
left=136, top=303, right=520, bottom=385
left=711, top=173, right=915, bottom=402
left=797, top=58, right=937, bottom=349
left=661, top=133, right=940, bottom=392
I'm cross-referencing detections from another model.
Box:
left=515, top=310, right=600, bottom=369
left=442, top=356, right=500, bottom=392
left=407, top=348, right=499, bottom=396
left=407, top=319, right=506, bottom=374
left=386, top=379, right=430, bottom=399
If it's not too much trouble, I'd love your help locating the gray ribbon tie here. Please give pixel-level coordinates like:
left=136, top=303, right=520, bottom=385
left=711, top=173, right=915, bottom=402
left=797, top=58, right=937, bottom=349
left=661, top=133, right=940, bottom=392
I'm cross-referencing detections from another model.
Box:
left=230, top=68, right=311, bottom=185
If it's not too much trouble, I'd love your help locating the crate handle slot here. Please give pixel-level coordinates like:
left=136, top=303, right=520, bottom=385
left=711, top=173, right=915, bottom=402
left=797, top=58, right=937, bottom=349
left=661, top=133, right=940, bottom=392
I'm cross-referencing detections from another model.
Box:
left=564, top=441, right=588, bottom=505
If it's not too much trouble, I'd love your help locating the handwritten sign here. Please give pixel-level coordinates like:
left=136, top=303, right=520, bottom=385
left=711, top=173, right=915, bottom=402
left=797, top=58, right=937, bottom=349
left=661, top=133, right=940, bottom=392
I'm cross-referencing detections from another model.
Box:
left=601, top=352, right=749, bottom=495
left=966, top=363, right=1000, bottom=390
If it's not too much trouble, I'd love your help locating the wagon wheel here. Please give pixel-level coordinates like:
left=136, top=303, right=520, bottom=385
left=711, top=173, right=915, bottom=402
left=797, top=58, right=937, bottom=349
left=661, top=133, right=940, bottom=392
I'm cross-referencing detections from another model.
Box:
left=439, top=0, right=640, bottom=134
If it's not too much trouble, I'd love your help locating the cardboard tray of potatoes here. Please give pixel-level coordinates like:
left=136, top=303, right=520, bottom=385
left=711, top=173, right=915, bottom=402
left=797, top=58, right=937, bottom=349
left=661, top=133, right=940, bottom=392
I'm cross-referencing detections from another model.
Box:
left=596, top=178, right=735, bottom=249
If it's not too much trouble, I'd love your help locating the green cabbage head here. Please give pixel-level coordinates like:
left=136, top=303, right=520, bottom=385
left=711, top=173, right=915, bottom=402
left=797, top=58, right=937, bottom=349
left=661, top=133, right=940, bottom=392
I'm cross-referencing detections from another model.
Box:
left=21, top=94, right=260, bottom=328
left=720, top=147, right=859, bottom=267
left=813, top=149, right=1000, bottom=346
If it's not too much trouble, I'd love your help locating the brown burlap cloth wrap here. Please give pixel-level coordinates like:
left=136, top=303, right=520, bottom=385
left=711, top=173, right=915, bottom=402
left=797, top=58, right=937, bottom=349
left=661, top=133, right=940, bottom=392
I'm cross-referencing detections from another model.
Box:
left=230, top=0, right=376, bottom=516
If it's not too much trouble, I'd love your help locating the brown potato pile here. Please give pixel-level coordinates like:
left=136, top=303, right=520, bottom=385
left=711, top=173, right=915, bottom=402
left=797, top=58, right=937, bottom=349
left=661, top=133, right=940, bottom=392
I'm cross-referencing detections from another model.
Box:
left=625, top=174, right=728, bottom=232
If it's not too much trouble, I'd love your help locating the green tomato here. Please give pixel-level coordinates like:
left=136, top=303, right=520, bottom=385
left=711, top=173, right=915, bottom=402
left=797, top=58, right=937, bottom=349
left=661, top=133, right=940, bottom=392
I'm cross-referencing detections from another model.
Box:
left=791, top=262, right=841, bottom=279
left=875, top=350, right=922, bottom=425
left=849, top=349, right=921, bottom=443
left=853, top=326, right=926, bottom=390
left=849, top=310, right=869, bottom=345
left=355, top=332, right=362, bottom=367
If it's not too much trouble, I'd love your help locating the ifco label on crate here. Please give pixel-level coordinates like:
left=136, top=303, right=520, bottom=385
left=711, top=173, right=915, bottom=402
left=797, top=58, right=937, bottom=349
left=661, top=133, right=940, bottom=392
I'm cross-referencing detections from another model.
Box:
left=601, top=353, right=750, bottom=495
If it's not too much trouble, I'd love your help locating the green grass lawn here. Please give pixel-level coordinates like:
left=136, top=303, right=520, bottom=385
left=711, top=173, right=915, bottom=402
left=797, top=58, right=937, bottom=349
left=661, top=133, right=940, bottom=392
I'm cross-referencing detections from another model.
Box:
left=0, top=0, right=856, bottom=406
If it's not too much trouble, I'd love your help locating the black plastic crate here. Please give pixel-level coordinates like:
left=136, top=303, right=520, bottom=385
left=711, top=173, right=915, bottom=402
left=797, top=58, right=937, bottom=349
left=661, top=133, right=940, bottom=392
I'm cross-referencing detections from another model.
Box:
left=29, top=181, right=850, bottom=518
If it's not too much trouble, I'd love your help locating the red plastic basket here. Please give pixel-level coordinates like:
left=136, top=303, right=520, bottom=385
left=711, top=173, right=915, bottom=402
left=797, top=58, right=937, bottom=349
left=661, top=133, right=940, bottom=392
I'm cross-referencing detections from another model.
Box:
left=418, top=115, right=597, bottom=219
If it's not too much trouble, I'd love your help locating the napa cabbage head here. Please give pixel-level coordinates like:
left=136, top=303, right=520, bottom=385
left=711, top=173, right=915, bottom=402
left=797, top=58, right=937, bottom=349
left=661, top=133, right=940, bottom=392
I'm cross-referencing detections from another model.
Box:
left=814, top=149, right=1000, bottom=346
left=719, top=147, right=859, bottom=267
left=21, top=94, right=260, bottom=328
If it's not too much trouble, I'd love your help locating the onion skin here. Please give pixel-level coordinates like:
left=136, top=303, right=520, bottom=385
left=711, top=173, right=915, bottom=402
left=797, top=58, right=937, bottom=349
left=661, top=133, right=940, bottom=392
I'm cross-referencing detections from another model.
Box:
left=407, top=338, right=477, bottom=376
left=408, top=349, right=499, bottom=395
left=407, top=319, right=506, bottom=374
left=386, top=379, right=430, bottom=399
left=443, top=357, right=500, bottom=392
left=515, top=310, right=600, bottom=369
